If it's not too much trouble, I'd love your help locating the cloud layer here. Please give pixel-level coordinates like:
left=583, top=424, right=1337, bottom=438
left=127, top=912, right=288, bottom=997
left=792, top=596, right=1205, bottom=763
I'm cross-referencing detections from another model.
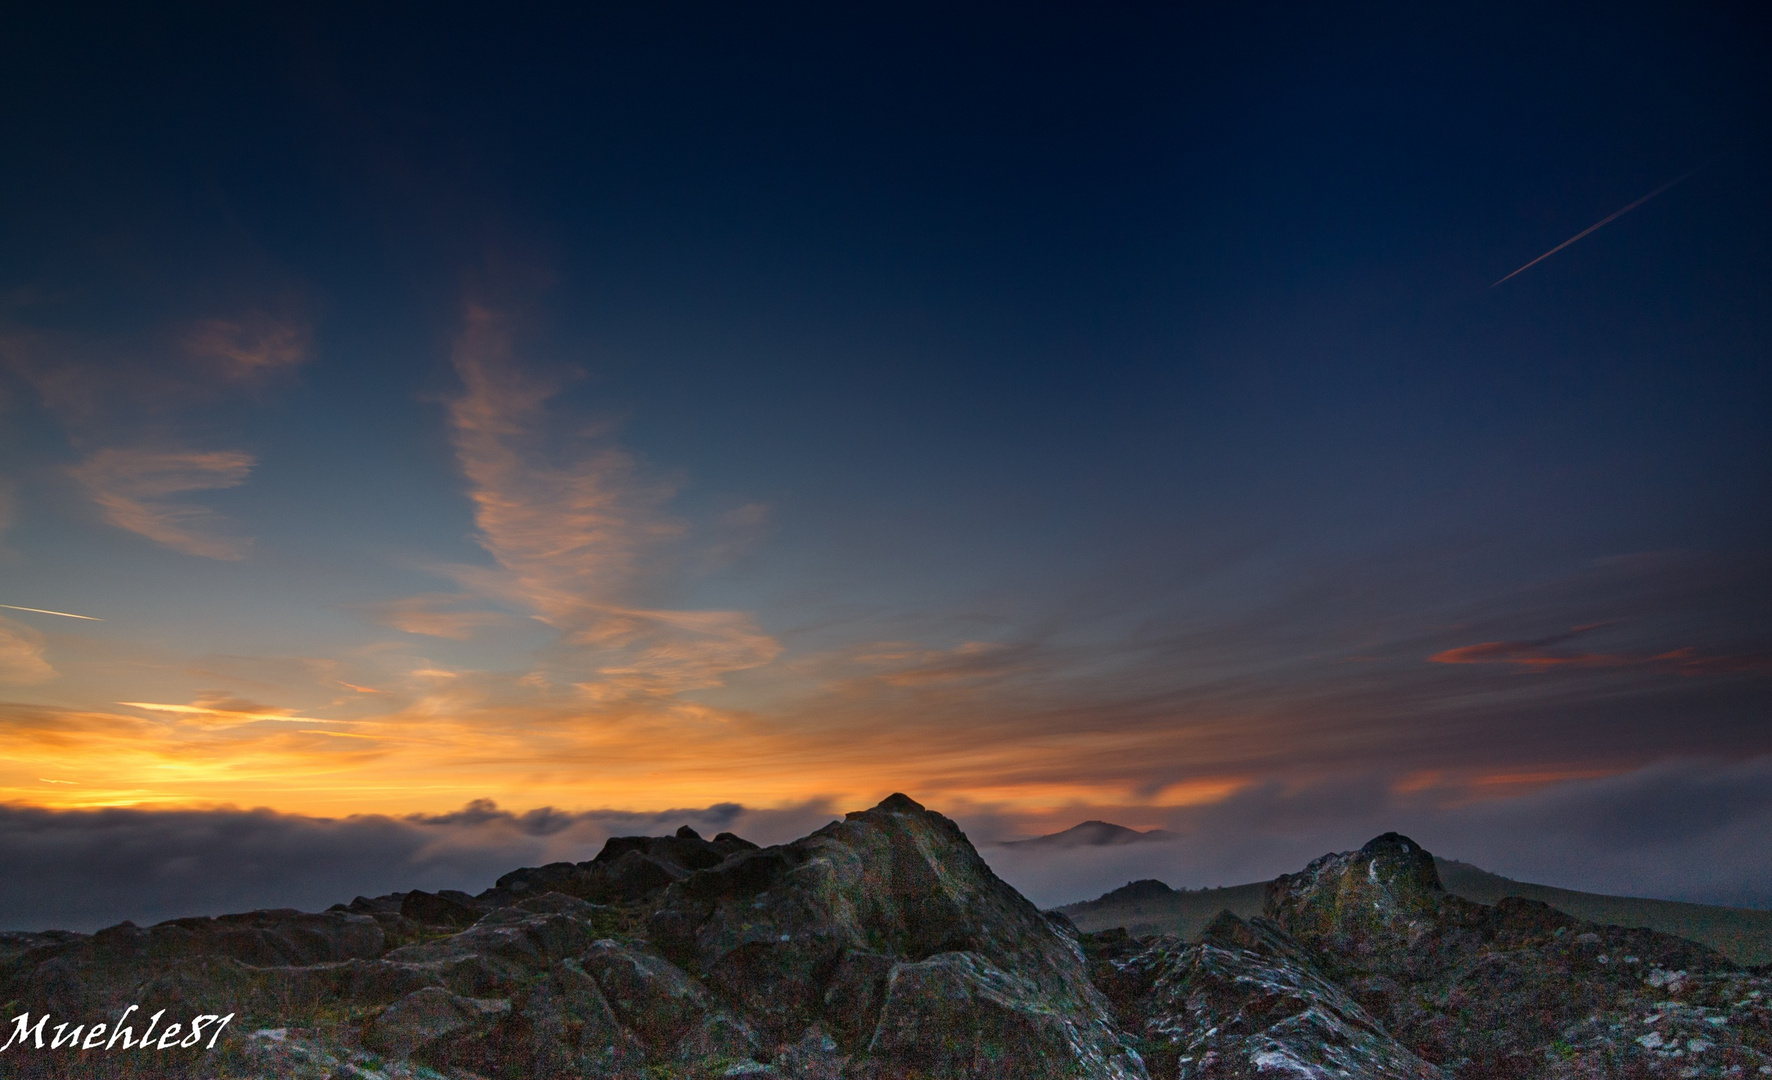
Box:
left=68, top=448, right=257, bottom=559
left=0, top=799, right=838, bottom=932
left=4, top=757, right=1770, bottom=933
left=0, top=617, right=54, bottom=684
left=983, top=756, right=1772, bottom=911
left=436, top=305, right=781, bottom=697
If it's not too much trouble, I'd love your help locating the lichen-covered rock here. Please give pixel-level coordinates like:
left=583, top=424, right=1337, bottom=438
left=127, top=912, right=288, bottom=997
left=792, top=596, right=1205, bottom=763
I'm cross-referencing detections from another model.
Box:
left=861, top=949, right=1146, bottom=1079
left=398, top=888, right=484, bottom=927
left=418, top=959, right=647, bottom=1078
left=382, top=892, right=606, bottom=983
left=1093, top=912, right=1440, bottom=1080
left=492, top=824, right=760, bottom=905
left=360, top=984, right=510, bottom=1059
left=1261, top=833, right=1769, bottom=1078
left=822, top=949, right=897, bottom=1053
left=1537, top=970, right=1772, bottom=1078
left=649, top=792, right=1143, bottom=1075
left=0, top=908, right=387, bottom=1021
left=1265, top=832, right=1446, bottom=954
left=579, top=936, right=761, bottom=1065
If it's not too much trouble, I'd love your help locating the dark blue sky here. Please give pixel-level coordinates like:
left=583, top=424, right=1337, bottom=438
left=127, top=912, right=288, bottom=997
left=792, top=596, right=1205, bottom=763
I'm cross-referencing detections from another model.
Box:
left=0, top=2, right=1768, bottom=907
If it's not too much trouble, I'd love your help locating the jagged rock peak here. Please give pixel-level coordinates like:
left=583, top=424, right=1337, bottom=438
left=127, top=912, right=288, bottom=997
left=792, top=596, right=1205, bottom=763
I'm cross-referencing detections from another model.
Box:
left=642, top=788, right=1146, bottom=1075
left=870, top=791, right=926, bottom=814
left=1360, top=830, right=1443, bottom=890
left=1264, top=831, right=1446, bottom=943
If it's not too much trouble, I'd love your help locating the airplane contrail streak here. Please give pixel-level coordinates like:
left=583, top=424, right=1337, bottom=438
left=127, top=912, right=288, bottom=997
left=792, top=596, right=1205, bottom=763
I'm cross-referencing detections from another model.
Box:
left=0, top=603, right=104, bottom=621
left=1492, top=164, right=1707, bottom=287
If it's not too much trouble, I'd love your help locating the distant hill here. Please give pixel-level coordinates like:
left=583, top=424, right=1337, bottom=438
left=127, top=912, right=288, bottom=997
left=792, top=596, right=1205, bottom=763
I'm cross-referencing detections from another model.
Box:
left=1057, top=877, right=1267, bottom=941
left=998, top=819, right=1178, bottom=848
left=1055, top=855, right=1772, bottom=966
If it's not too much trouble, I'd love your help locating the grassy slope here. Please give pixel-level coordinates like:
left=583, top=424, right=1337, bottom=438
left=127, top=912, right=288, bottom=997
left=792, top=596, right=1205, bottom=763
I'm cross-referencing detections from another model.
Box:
left=1434, top=859, right=1772, bottom=967
left=1055, top=859, right=1772, bottom=967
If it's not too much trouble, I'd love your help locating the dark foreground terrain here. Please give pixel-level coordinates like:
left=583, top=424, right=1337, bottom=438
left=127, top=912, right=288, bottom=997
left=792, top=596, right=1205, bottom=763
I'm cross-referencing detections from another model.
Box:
left=1, top=795, right=1768, bottom=1078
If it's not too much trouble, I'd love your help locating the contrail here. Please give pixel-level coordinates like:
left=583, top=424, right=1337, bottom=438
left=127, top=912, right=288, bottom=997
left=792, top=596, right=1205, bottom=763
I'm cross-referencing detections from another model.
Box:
left=1493, top=162, right=1711, bottom=287
left=0, top=603, right=103, bottom=621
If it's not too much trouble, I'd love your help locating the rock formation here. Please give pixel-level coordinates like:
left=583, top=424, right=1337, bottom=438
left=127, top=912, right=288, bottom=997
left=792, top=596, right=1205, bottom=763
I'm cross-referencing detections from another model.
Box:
left=0, top=804, right=1766, bottom=1078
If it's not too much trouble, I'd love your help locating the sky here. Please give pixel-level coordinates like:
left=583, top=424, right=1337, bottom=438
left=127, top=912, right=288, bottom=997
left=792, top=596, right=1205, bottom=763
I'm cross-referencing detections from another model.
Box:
left=1, top=3, right=1769, bottom=927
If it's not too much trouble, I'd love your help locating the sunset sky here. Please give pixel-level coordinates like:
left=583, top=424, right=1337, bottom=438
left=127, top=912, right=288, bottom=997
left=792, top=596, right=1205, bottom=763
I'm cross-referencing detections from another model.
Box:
left=2, top=4, right=1769, bottom=923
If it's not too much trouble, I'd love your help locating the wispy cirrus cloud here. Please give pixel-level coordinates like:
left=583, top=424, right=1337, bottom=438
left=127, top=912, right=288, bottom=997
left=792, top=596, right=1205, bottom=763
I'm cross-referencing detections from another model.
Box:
left=1, top=304, right=310, bottom=561
left=425, top=304, right=780, bottom=696
left=182, top=313, right=310, bottom=382
left=0, top=617, right=55, bottom=684
left=0, top=310, right=311, bottom=429
left=354, top=594, right=518, bottom=640
left=1429, top=624, right=1772, bottom=675
left=68, top=447, right=257, bottom=559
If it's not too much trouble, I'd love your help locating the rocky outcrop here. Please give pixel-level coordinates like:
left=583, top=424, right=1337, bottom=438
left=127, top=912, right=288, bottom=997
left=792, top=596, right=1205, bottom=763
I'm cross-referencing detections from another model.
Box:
left=2, top=812, right=1768, bottom=1079
left=491, top=824, right=760, bottom=905
left=862, top=949, right=1133, bottom=1079
left=1086, top=913, right=1440, bottom=1079
left=644, top=792, right=1145, bottom=1077
left=0, top=796, right=1150, bottom=1078
left=1258, top=832, right=1769, bottom=1079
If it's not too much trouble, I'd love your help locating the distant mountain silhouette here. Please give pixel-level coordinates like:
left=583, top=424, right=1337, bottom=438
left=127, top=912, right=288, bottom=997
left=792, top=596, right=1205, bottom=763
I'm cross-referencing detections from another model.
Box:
left=999, top=819, right=1178, bottom=848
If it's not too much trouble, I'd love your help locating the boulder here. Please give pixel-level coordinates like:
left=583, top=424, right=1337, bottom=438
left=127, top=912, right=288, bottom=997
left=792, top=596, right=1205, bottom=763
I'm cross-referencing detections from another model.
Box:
left=1094, top=912, right=1440, bottom=1080
left=399, top=889, right=483, bottom=927
left=862, top=949, right=1145, bottom=1080
left=1265, top=832, right=1445, bottom=949
left=420, top=959, right=647, bottom=1077
left=580, top=937, right=760, bottom=1064
left=821, top=949, right=897, bottom=1053
left=361, top=984, right=510, bottom=1059
left=384, top=903, right=601, bottom=972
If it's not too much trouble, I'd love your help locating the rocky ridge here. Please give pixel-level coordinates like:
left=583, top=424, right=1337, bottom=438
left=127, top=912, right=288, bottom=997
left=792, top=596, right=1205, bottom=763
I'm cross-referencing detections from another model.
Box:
left=0, top=808, right=1766, bottom=1079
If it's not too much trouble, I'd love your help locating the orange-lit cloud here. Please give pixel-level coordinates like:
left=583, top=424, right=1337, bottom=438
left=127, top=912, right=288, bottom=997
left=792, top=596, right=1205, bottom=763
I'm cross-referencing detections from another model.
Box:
left=1430, top=634, right=1770, bottom=675
left=1388, top=765, right=1618, bottom=806
left=1, top=307, right=311, bottom=428
left=68, top=447, right=256, bottom=559
left=117, top=691, right=347, bottom=730
left=841, top=640, right=1020, bottom=687
left=357, top=594, right=517, bottom=640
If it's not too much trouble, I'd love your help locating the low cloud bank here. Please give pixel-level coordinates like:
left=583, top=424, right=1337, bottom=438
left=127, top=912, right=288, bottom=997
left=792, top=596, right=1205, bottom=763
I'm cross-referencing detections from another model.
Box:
left=5, top=758, right=1770, bottom=932
left=977, top=756, right=1772, bottom=910
left=0, top=800, right=838, bottom=932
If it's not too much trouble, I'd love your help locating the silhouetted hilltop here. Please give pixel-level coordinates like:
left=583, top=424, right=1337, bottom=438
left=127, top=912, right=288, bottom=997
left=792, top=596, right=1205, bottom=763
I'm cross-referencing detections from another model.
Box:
left=998, top=820, right=1178, bottom=849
